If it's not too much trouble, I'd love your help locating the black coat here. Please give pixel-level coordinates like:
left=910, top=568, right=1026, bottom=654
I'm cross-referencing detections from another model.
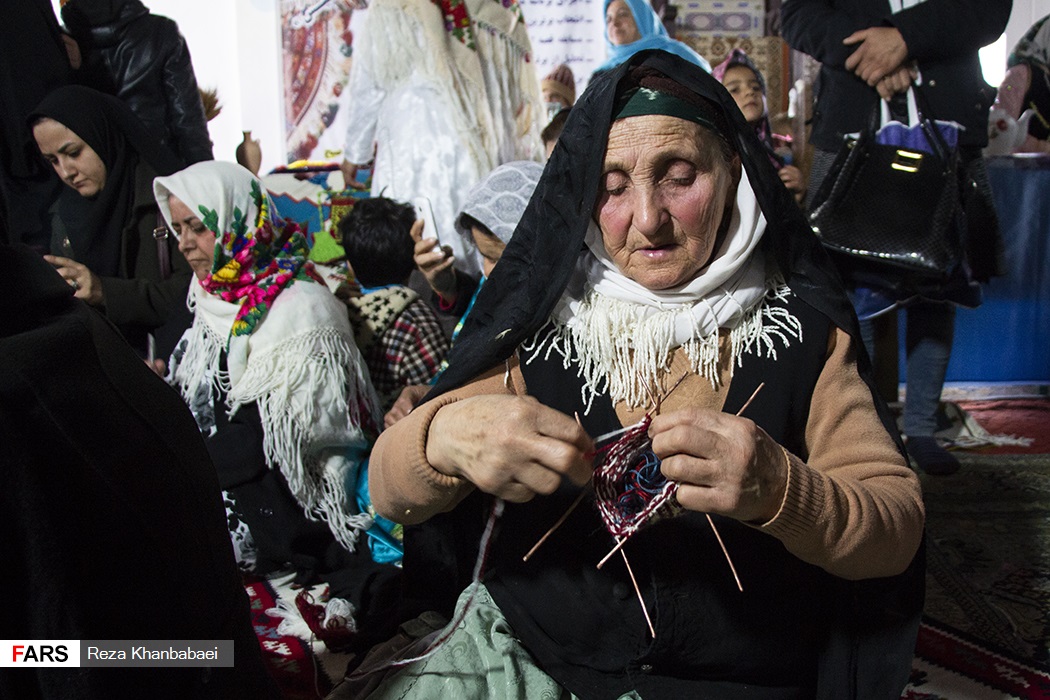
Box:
left=62, top=0, right=213, bottom=165
left=0, top=245, right=278, bottom=699
left=781, top=0, right=1012, bottom=150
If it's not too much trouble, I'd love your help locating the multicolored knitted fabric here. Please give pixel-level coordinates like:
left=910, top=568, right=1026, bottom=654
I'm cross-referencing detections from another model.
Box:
left=591, top=415, right=683, bottom=539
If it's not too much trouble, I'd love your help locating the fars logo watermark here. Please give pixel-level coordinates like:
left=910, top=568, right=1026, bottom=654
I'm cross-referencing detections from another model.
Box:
left=0, top=640, right=233, bottom=667
left=1, top=641, right=80, bottom=667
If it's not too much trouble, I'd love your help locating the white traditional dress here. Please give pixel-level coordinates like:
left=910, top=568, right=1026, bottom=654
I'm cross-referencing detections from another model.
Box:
left=342, top=0, right=543, bottom=278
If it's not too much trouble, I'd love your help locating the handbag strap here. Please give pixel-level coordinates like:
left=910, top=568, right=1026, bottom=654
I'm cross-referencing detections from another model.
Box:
left=879, top=88, right=919, bottom=128
left=153, top=212, right=172, bottom=281
left=867, top=83, right=954, bottom=163
left=909, top=82, right=954, bottom=162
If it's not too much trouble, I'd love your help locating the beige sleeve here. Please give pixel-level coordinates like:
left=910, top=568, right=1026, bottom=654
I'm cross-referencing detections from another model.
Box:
left=758, top=326, right=925, bottom=580
left=369, top=359, right=526, bottom=524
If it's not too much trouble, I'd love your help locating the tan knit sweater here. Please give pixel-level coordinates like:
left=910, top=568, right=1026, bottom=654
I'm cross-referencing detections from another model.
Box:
left=369, top=325, right=924, bottom=580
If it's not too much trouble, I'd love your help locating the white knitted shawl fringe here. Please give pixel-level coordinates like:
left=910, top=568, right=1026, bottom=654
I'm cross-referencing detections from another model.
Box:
left=522, top=281, right=802, bottom=413
left=169, top=297, right=377, bottom=553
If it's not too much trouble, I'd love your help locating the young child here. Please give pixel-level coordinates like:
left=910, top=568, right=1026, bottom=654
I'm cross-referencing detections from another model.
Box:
left=715, top=49, right=806, bottom=202
left=337, top=197, right=450, bottom=412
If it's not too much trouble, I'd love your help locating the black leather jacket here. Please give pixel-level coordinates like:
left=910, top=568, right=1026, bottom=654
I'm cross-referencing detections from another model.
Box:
left=62, top=0, right=213, bottom=165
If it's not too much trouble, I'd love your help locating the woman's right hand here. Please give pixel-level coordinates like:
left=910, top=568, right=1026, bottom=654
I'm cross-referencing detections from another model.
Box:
left=43, top=254, right=104, bottom=306
left=410, top=218, right=458, bottom=301
left=426, top=395, right=594, bottom=503
left=876, top=63, right=918, bottom=101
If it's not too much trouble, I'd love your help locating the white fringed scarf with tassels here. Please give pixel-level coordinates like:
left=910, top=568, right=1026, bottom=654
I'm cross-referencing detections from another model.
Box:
left=523, top=169, right=803, bottom=411
left=168, top=279, right=382, bottom=553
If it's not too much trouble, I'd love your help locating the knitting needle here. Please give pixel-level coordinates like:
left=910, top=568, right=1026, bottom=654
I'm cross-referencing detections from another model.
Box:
left=706, top=513, right=742, bottom=592
left=522, top=412, right=593, bottom=562
left=620, top=547, right=656, bottom=638
left=522, top=485, right=589, bottom=562
left=736, top=382, right=765, bottom=417
left=698, top=382, right=764, bottom=592
left=596, top=527, right=634, bottom=569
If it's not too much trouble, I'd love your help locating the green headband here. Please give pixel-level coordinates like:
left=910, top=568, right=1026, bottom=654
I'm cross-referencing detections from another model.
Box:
left=613, top=87, right=719, bottom=133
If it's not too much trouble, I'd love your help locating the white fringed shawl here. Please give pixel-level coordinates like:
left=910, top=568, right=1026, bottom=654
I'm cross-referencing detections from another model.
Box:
left=523, top=170, right=803, bottom=411
left=169, top=279, right=382, bottom=552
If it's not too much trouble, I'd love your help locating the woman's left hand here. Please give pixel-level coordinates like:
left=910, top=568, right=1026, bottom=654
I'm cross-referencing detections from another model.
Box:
left=649, top=408, right=788, bottom=524
left=43, top=255, right=104, bottom=306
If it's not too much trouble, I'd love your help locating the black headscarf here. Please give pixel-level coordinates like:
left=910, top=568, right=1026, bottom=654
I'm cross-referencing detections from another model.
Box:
left=29, top=84, right=180, bottom=277
left=430, top=50, right=871, bottom=411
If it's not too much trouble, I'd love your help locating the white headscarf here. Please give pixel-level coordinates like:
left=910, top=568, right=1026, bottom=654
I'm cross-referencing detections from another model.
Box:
left=455, top=160, right=545, bottom=266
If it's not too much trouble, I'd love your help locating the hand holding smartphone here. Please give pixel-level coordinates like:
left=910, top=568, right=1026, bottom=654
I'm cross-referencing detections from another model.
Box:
left=412, top=196, right=439, bottom=241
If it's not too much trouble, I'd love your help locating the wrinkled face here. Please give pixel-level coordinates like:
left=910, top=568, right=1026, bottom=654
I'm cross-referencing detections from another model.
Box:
left=472, top=225, right=506, bottom=278
left=606, top=0, right=641, bottom=46
left=33, top=118, right=107, bottom=198
left=594, top=114, right=739, bottom=290
left=169, top=195, right=217, bottom=281
left=722, top=65, right=764, bottom=125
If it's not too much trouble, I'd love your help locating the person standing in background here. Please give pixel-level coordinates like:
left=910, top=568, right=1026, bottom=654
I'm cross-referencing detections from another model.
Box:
left=595, top=0, right=712, bottom=75
left=0, top=0, right=74, bottom=249
left=61, top=0, right=214, bottom=166
left=714, top=48, right=806, bottom=203
left=340, top=0, right=542, bottom=281
left=782, top=0, right=1011, bottom=475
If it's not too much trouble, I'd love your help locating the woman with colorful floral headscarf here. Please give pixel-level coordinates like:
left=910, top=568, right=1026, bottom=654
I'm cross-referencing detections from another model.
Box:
left=154, top=161, right=388, bottom=597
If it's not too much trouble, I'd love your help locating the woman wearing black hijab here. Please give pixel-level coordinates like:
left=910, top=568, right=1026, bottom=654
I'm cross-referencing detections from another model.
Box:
left=30, top=84, right=191, bottom=356
left=365, top=51, right=924, bottom=699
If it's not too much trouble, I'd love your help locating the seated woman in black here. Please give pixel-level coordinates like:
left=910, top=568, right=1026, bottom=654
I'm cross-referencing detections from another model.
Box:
left=30, top=84, right=192, bottom=356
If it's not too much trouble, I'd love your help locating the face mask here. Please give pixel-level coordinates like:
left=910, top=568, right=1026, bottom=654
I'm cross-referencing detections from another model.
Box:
left=546, top=102, right=565, bottom=122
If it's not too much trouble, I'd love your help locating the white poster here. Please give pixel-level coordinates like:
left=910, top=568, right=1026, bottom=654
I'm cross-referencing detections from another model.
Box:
left=519, top=0, right=607, bottom=94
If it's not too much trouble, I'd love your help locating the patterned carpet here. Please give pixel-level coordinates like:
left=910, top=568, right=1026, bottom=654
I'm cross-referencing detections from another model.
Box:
left=904, top=451, right=1050, bottom=699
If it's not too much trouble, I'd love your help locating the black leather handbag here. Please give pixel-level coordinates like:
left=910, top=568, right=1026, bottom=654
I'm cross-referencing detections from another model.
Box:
left=808, top=86, right=964, bottom=290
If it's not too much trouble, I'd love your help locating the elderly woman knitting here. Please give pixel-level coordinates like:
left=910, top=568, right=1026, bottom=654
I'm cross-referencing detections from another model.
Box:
left=154, top=161, right=394, bottom=609
left=365, top=51, right=925, bottom=699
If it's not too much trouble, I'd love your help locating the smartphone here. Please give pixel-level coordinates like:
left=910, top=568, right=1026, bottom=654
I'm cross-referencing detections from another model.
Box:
left=411, top=196, right=439, bottom=241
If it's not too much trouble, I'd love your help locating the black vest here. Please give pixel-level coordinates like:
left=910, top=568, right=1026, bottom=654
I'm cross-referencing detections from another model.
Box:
left=402, top=291, right=922, bottom=700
